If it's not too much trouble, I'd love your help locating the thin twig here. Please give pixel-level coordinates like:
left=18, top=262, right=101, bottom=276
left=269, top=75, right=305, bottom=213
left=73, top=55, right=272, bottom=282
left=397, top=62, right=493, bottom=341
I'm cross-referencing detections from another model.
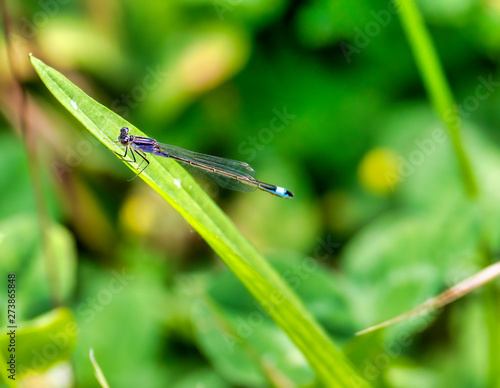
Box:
left=357, top=262, right=500, bottom=335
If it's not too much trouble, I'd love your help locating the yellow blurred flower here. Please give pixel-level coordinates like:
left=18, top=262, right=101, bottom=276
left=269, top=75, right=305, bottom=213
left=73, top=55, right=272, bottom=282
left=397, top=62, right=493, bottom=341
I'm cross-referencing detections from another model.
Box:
left=119, top=192, right=157, bottom=236
left=358, top=148, right=400, bottom=195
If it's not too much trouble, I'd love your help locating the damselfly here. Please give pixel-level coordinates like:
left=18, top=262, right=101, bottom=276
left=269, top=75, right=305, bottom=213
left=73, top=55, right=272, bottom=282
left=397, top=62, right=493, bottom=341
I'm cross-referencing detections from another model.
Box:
left=115, top=127, right=294, bottom=198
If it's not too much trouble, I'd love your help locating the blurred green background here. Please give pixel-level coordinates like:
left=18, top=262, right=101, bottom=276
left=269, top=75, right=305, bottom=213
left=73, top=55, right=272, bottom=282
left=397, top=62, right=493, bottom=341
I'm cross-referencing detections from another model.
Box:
left=1, top=0, right=500, bottom=387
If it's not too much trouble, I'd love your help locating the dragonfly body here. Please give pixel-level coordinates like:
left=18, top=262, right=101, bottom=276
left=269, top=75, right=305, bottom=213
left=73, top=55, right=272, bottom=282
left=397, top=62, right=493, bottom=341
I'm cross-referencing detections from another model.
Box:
left=117, top=127, right=294, bottom=198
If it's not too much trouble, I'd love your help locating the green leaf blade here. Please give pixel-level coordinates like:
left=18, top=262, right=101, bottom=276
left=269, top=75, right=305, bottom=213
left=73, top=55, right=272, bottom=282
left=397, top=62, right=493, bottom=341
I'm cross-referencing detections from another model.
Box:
left=30, top=55, right=369, bottom=387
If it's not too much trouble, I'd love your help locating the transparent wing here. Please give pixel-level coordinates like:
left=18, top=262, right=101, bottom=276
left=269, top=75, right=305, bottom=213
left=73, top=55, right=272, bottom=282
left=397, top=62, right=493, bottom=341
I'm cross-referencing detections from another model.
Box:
left=156, top=142, right=258, bottom=192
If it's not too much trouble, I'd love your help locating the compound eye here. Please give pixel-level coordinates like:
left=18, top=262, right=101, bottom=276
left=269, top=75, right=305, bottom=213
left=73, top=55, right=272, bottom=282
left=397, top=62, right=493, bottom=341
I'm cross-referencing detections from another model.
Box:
left=118, top=127, right=131, bottom=144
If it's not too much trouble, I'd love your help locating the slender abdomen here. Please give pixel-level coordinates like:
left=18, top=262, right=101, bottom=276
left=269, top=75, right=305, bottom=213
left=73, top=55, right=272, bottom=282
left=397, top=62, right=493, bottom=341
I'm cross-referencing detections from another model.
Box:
left=258, top=182, right=294, bottom=198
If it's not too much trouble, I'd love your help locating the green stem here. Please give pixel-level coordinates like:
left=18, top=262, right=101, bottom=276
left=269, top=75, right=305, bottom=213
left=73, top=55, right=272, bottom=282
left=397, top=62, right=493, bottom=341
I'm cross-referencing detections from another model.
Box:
left=479, top=246, right=500, bottom=388
left=396, top=0, right=478, bottom=198
left=484, top=282, right=500, bottom=388
left=0, top=0, right=61, bottom=306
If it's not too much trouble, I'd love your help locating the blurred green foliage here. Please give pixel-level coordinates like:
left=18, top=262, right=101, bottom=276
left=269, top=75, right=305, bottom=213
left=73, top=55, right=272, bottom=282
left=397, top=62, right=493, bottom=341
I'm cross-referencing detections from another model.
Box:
left=1, top=0, right=500, bottom=387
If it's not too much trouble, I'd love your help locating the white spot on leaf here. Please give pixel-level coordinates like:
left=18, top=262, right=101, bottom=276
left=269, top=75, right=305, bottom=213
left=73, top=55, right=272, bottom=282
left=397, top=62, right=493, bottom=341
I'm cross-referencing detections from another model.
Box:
left=71, top=100, right=78, bottom=110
